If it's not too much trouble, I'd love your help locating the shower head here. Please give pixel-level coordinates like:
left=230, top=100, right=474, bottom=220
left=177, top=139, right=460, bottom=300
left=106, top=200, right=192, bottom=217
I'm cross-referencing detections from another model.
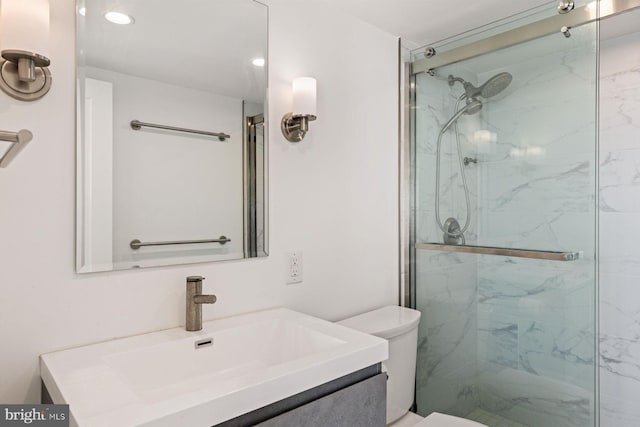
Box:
left=479, top=72, right=512, bottom=98
left=448, top=72, right=513, bottom=100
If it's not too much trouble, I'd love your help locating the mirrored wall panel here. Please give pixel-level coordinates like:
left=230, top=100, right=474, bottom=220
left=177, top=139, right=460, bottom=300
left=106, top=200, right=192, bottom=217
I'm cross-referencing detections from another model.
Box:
left=76, top=0, right=268, bottom=273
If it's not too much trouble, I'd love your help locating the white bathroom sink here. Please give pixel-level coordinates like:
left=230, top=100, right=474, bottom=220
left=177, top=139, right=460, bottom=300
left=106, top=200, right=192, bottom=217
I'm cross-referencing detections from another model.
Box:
left=40, top=308, right=388, bottom=427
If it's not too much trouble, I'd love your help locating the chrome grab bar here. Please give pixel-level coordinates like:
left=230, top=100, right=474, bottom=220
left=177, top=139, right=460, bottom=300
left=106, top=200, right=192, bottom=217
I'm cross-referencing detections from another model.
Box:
left=416, top=243, right=580, bottom=261
left=130, top=236, right=230, bottom=250
left=130, top=120, right=231, bottom=141
left=0, top=129, right=32, bottom=168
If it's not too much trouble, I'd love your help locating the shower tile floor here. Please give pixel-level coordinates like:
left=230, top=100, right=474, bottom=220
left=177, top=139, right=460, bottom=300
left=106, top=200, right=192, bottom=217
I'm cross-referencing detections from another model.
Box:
left=466, top=408, right=528, bottom=427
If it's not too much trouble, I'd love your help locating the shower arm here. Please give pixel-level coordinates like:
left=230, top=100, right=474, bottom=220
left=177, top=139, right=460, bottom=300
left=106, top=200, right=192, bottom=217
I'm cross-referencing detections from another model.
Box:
left=448, top=76, right=480, bottom=99
left=448, top=76, right=467, bottom=87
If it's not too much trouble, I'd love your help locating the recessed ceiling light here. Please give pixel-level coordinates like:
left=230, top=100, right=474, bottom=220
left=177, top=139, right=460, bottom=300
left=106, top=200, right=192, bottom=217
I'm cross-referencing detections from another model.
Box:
left=105, top=11, right=134, bottom=25
left=252, top=58, right=265, bottom=67
left=78, top=7, right=86, bottom=16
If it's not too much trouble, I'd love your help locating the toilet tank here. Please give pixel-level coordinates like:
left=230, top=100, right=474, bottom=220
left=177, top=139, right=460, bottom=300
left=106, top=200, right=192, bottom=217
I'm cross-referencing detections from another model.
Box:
left=338, top=306, right=421, bottom=424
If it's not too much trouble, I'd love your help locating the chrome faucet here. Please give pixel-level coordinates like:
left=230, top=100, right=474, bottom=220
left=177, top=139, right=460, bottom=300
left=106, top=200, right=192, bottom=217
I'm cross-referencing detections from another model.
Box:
left=185, top=276, right=217, bottom=331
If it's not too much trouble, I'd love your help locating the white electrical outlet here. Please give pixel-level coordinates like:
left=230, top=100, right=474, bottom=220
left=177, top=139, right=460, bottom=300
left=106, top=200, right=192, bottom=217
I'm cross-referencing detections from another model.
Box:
left=286, top=251, right=303, bottom=284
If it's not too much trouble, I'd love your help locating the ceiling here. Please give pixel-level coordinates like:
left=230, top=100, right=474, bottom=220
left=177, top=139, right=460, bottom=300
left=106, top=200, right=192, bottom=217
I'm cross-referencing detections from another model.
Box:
left=77, top=0, right=636, bottom=99
left=312, top=0, right=640, bottom=54
left=78, top=0, right=267, bottom=102
left=312, top=0, right=556, bottom=47
left=78, top=0, right=556, bottom=98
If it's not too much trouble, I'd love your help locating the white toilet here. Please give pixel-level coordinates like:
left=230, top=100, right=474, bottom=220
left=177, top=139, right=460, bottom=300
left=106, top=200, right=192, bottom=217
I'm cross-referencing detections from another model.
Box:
left=338, top=306, right=486, bottom=427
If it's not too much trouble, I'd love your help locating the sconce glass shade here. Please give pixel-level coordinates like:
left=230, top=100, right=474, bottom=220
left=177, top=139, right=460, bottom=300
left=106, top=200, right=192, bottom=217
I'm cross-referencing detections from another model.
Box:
left=0, top=0, right=50, bottom=58
left=0, top=0, right=52, bottom=101
left=292, top=77, right=317, bottom=117
left=281, top=77, right=317, bottom=143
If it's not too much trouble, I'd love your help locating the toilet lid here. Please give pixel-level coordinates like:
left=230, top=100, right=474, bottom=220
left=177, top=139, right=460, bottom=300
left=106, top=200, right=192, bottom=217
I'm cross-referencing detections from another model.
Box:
left=337, top=306, right=421, bottom=339
left=415, top=412, right=487, bottom=427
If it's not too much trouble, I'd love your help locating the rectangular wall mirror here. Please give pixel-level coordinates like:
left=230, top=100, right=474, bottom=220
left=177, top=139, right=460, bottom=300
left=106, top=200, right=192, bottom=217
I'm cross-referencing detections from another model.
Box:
left=75, top=0, right=268, bottom=273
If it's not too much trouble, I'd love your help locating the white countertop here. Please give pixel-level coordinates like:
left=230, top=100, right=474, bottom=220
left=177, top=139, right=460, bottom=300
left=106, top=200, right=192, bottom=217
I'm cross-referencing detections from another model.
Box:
left=40, top=308, right=388, bottom=427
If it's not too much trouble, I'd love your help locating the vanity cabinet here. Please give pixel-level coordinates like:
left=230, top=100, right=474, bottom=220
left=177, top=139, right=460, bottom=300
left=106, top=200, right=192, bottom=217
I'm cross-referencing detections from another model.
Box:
left=41, top=365, right=386, bottom=427
left=217, top=365, right=386, bottom=427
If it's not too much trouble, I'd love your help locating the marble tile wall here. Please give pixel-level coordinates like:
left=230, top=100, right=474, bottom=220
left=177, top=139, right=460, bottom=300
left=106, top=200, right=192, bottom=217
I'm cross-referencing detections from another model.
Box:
left=598, top=29, right=640, bottom=427
left=414, top=12, right=640, bottom=427
left=473, top=25, right=598, bottom=427
left=413, top=69, right=480, bottom=417
left=414, top=23, right=599, bottom=427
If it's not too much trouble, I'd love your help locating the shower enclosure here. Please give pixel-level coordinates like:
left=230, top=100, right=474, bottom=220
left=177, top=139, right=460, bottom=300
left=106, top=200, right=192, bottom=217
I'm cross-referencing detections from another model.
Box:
left=406, top=2, right=605, bottom=426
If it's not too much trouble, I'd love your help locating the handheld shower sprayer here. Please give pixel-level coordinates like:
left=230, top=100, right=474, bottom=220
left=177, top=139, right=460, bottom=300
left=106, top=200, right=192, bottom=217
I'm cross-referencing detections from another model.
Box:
left=441, top=98, right=482, bottom=133
left=435, top=71, right=513, bottom=242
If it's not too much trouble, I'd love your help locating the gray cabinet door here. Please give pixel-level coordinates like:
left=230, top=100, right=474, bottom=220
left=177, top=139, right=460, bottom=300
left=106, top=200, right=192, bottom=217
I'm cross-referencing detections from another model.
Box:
left=256, top=373, right=386, bottom=427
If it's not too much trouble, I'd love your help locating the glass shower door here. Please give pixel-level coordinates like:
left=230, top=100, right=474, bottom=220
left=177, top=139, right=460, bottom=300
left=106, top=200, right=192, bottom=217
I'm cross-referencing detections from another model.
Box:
left=410, top=4, right=598, bottom=427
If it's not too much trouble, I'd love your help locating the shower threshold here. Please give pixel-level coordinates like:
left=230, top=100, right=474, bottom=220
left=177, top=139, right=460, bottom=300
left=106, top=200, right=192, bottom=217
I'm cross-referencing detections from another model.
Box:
left=415, top=243, right=580, bottom=261
left=466, top=408, right=528, bottom=427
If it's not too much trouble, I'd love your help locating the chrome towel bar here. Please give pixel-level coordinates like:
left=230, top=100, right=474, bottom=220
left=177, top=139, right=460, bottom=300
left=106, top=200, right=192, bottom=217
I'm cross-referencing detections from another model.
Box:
left=130, top=236, right=231, bottom=250
left=0, top=129, right=32, bottom=168
left=130, top=120, right=231, bottom=141
left=416, top=243, right=580, bottom=261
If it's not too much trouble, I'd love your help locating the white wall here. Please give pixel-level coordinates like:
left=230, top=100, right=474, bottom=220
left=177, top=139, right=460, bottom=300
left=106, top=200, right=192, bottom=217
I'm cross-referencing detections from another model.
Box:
left=0, top=0, right=399, bottom=403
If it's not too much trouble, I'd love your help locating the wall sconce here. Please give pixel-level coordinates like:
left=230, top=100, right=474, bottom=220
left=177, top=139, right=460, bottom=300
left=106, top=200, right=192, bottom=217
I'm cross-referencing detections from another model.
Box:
left=0, top=0, right=52, bottom=101
left=281, top=77, right=317, bottom=142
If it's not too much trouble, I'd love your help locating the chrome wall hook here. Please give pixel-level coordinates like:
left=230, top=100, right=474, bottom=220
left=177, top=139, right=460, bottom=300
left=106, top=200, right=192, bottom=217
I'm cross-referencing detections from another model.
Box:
left=561, top=26, right=572, bottom=38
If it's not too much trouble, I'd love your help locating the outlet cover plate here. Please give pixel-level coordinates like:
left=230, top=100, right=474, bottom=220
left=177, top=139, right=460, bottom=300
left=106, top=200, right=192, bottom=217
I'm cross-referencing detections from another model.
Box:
left=286, top=252, right=303, bottom=284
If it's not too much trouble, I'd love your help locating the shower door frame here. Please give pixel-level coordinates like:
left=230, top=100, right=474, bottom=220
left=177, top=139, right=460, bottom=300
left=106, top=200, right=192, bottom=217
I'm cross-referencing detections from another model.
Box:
left=399, top=55, right=413, bottom=308
left=398, top=2, right=640, bottom=425
left=411, top=0, right=640, bottom=74
left=399, top=0, right=640, bottom=307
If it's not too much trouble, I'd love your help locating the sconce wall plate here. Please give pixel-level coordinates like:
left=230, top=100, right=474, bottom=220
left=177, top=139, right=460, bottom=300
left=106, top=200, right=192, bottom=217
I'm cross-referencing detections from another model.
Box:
left=281, top=113, right=316, bottom=143
left=0, top=49, right=52, bottom=101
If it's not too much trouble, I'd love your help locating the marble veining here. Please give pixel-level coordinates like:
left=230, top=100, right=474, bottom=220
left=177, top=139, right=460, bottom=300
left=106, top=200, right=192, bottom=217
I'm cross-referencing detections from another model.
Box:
left=477, top=312, right=518, bottom=369
left=478, top=367, right=592, bottom=427
left=597, top=27, right=640, bottom=427
left=414, top=69, right=480, bottom=418
left=473, top=36, right=597, bottom=426
left=414, top=19, right=599, bottom=426
left=415, top=13, right=640, bottom=427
